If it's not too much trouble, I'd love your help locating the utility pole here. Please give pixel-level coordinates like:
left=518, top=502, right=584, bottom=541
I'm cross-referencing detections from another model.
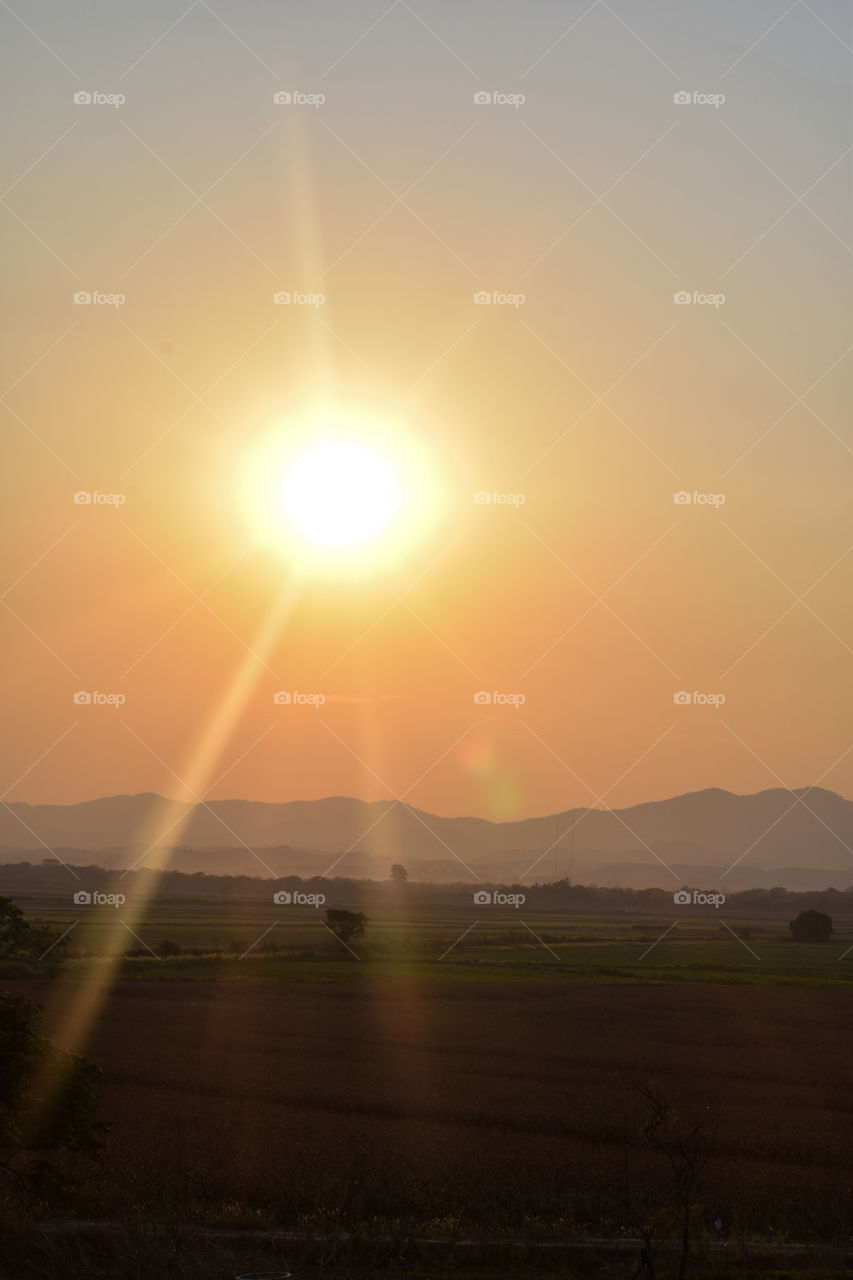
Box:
left=554, top=813, right=559, bottom=881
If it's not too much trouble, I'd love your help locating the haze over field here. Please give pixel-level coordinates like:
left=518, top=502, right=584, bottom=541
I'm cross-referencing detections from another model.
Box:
left=3, top=786, right=852, bottom=889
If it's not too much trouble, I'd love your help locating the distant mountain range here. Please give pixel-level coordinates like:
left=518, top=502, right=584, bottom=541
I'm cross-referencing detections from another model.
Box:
left=1, top=788, right=852, bottom=889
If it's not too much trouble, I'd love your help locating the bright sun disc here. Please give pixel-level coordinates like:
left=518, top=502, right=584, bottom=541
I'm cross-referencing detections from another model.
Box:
left=280, top=440, right=402, bottom=547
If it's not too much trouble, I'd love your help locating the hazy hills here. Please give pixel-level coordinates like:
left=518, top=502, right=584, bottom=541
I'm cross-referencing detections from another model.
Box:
left=0, top=787, right=851, bottom=889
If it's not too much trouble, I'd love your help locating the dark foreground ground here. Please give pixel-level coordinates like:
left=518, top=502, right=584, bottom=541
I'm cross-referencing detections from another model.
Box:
left=6, top=972, right=851, bottom=1262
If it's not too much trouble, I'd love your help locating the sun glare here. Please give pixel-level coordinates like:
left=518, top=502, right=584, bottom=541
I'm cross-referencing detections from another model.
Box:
left=279, top=440, right=402, bottom=548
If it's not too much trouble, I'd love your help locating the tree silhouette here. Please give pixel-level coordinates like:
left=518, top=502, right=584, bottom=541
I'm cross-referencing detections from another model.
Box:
left=789, top=909, right=832, bottom=942
left=0, top=896, right=68, bottom=967
left=0, top=992, right=103, bottom=1198
left=325, top=909, right=368, bottom=950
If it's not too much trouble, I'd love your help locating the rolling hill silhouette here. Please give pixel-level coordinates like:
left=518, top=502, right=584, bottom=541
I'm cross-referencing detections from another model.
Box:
left=0, top=787, right=851, bottom=888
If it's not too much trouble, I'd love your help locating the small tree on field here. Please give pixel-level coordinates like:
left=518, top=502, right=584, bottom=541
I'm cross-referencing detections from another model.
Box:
left=389, top=864, right=408, bottom=883
left=325, top=909, right=368, bottom=949
left=789, top=909, right=832, bottom=942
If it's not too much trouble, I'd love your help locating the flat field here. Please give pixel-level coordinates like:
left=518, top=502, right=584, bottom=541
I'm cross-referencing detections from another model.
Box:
left=4, top=895, right=851, bottom=1277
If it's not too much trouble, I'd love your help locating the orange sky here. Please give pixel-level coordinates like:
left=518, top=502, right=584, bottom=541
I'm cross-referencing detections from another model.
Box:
left=2, top=1, right=852, bottom=818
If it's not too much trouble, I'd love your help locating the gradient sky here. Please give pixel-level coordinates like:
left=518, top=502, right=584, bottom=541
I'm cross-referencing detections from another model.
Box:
left=1, top=0, right=852, bottom=819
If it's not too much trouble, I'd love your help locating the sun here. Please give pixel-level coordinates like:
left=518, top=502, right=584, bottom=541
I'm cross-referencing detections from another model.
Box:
left=279, top=440, right=402, bottom=548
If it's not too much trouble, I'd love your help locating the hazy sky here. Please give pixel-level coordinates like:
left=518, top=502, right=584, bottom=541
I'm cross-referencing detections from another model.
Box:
left=2, top=0, right=852, bottom=818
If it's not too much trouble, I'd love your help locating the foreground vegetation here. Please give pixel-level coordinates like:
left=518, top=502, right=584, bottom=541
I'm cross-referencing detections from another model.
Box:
left=1, top=890, right=851, bottom=1276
